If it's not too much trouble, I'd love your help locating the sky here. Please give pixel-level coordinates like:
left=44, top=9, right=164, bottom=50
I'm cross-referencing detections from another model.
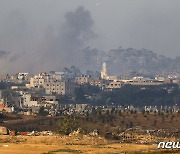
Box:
left=0, top=0, right=180, bottom=73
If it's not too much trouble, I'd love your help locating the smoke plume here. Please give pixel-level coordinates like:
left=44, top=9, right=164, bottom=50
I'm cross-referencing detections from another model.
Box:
left=40, top=6, right=96, bottom=71
left=0, top=6, right=96, bottom=74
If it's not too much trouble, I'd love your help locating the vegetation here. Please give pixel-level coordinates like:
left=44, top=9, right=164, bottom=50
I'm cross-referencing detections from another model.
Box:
left=75, top=84, right=180, bottom=107
left=1, top=111, right=180, bottom=137
left=43, top=149, right=82, bottom=154
left=38, top=106, right=49, bottom=116
left=57, top=116, right=79, bottom=135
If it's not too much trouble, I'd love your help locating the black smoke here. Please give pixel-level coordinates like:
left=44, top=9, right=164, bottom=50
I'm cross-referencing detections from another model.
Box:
left=41, top=6, right=96, bottom=71
left=0, top=50, right=9, bottom=59
left=0, top=6, right=96, bottom=74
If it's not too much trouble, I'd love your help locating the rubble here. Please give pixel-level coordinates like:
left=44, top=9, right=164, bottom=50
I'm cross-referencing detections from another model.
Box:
left=0, top=126, right=8, bottom=135
left=69, top=128, right=81, bottom=136
left=89, top=129, right=99, bottom=136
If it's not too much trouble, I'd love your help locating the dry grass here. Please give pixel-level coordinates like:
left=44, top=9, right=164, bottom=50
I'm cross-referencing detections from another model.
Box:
left=0, top=135, right=178, bottom=154
left=2, top=113, right=180, bottom=135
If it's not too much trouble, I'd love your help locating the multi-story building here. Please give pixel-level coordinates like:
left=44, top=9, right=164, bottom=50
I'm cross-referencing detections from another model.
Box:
left=27, top=72, right=65, bottom=88
left=21, top=92, right=58, bottom=107
left=29, top=77, right=45, bottom=88
left=49, top=71, right=64, bottom=81
left=17, top=73, right=29, bottom=80
left=75, top=75, right=89, bottom=85
left=105, top=80, right=122, bottom=90
left=44, top=80, right=75, bottom=95
left=27, top=72, right=50, bottom=88
left=123, top=77, right=164, bottom=86
left=21, top=93, right=31, bottom=107
left=88, top=78, right=104, bottom=88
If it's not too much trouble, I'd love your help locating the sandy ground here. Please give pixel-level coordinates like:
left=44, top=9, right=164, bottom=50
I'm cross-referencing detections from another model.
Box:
left=0, top=135, right=175, bottom=154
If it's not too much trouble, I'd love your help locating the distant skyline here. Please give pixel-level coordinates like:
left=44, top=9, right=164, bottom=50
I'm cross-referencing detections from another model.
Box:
left=0, top=0, right=180, bottom=73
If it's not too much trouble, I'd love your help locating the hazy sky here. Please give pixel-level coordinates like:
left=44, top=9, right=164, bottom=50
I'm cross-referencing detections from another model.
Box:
left=0, top=0, right=180, bottom=73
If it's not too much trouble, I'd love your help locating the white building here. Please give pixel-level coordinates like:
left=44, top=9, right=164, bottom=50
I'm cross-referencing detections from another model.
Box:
left=29, top=77, right=45, bottom=88
left=27, top=72, right=65, bottom=88
left=105, top=81, right=122, bottom=90
left=49, top=71, right=64, bottom=81
left=17, top=73, right=29, bottom=80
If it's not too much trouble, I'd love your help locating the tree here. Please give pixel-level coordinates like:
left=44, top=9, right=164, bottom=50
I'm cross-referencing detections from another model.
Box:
left=75, top=86, right=86, bottom=102
left=161, top=114, right=165, bottom=123
left=142, top=109, right=145, bottom=115
left=57, top=116, right=79, bottom=135
left=106, top=110, right=110, bottom=115
left=49, top=119, right=53, bottom=126
left=153, top=120, right=157, bottom=126
left=38, top=106, right=48, bottom=116
left=129, top=121, right=133, bottom=128
left=121, top=120, right=125, bottom=125
left=111, top=109, right=115, bottom=115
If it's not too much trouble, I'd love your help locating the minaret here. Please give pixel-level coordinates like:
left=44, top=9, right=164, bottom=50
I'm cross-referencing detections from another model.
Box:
left=101, top=62, right=108, bottom=79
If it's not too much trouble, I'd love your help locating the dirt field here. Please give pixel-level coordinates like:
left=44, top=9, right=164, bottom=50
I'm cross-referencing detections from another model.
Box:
left=0, top=135, right=178, bottom=154
left=2, top=113, right=180, bottom=135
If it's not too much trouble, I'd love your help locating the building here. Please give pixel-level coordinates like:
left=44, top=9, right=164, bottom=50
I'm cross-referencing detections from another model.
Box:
left=88, top=78, right=104, bottom=89
left=49, top=71, right=64, bottom=81
left=75, top=75, right=89, bottom=85
left=44, top=80, right=75, bottom=95
left=105, top=80, right=122, bottom=90
left=29, top=77, right=45, bottom=88
left=124, top=77, right=164, bottom=86
left=24, top=94, right=58, bottom=107
left=0, top=75, right=6, bottom=81
left=27, top=72, right=65, bottom=88
left=17, top=73, right=29, bottom=80
left=21, top=93, right=31, bottom=107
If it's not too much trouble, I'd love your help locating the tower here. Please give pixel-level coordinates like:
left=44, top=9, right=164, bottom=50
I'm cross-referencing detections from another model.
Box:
left=101, top=62, right=108, bottom=79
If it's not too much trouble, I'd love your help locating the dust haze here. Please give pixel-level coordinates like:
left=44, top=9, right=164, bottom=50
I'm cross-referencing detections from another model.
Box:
left=0, top=6, right=96, bottom=74
left=0, top=0, right=180, bottom=74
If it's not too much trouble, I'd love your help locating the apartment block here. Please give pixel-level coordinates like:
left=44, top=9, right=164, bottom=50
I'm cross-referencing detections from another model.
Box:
left=44, top=80, right=75, bottom=95
left=75, top=75, right=89, bottom=85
